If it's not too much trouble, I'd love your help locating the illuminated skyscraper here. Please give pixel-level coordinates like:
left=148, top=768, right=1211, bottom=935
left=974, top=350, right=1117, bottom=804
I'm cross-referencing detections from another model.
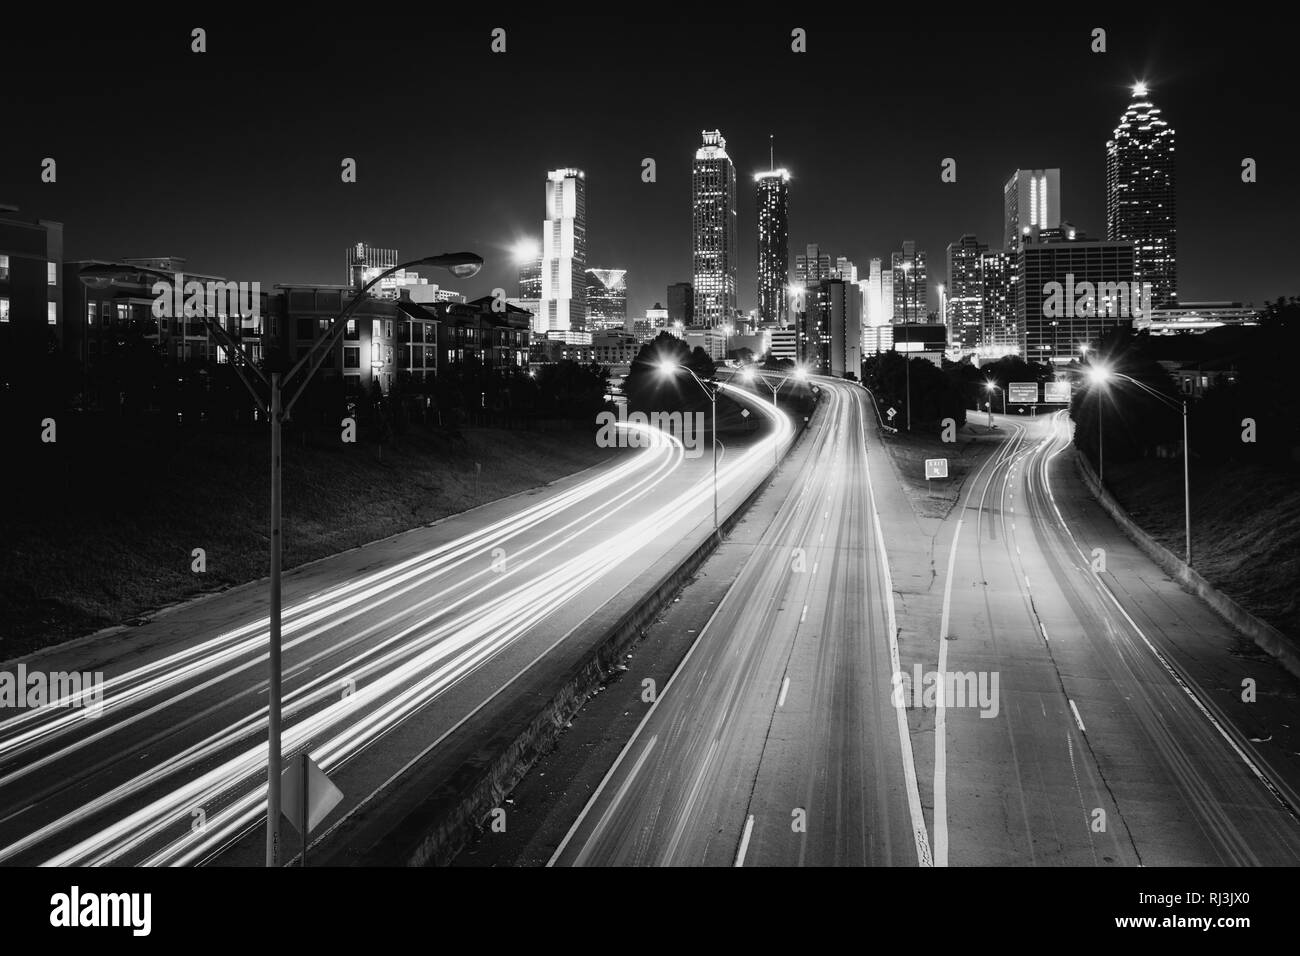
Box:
left=1106, top=83, right=1177, bottom=309
left=1003, top=169, right=1061, bottom=249
left=795, top=243, right=832, bottom=283
left=890, top=241, right=927, bottom=323
left=540, top=168, right=587, bottom=333
left=946, top=234, right=987, bottom=352
left=755, top=168, right=790, bottom=325
left=585, top=268, right=628, bottom=331
left=692, top=130, right=738, bottom=326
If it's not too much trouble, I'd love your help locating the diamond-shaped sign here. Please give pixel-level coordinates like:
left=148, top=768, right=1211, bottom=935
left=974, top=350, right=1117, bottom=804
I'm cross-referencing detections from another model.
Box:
left=740, top=408, right=750, bottom=418
left=281, top=752, right=344, bottom=836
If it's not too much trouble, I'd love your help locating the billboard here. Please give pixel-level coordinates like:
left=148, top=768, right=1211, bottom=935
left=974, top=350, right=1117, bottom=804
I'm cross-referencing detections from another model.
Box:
left=1008, top=382, right=1038, bottom=404
left=1044, top=381, right=1072, bottom=403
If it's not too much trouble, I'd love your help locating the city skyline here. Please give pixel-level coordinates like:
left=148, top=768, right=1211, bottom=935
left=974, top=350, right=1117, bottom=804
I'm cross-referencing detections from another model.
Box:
left=2, top=19, right=1293, bottom=325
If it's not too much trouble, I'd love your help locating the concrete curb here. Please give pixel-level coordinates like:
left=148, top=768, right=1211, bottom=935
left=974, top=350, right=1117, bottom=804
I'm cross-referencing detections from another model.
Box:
left=1074, top=452, right=1300, bottom=681
left=337, top=405, right=818, bottom=867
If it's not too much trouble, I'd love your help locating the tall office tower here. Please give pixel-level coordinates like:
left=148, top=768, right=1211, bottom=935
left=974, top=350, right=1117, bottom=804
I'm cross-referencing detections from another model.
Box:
left=692, top=130, right=738, bottom=326
left=881, top=269, right=895, bottom=324
left=585, top=268, right=628, bottom=331
left=347, top=242, right=398, bottom=286
left=518, top=253, right=542, bottom=299
left=890, top=241, right=927, bottom=323
left=799, top=277, right=861, bottom=377
left=755, top=168, right=791, bottom=325
left=666, top=281, right=694, bottom=326
left=979, top=249, right=1016, bottom=353
left=1106, top=83, right=1177, bottom=309
left=795, top=243, right=832, bottom=283
left=834, top=257, right=858, bottom=282
left=1003, top=169, right=1061, bottom=249
left=540, top=167, right=588, bottom=333
left=1015, top=231, right=1136, bottom=365
left=946, top=234, right=987, bottom=352
left=865, top=258, right=884, bottom=325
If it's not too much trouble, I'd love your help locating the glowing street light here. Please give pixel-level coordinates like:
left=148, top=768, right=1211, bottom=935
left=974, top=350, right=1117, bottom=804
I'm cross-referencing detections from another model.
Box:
left=985, top=379, right=1005, bottom=416
left=81, top=249, right=484, bottom=868
left=658, top=361, right=719, bottom=532
left=1088, top=365, right=1192, bottom=565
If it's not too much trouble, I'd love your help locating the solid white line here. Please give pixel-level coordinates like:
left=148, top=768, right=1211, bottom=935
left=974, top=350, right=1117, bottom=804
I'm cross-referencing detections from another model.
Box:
left=933, top=518, right=964, bottom=868
left=800, top=605, right=807, bottom=623
left=733, top=814, right=755, bottom=867
left=778, top=677, right=790, bottom=707
left=571, top=736, right=658, bottom=867
left=1069, top=700, right=1086, bottom=733
left=856, top=389, right=932, bottom=867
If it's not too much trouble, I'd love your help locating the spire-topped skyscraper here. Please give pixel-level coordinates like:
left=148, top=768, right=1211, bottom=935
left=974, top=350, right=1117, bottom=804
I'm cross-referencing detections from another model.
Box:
left=691, top=130, right=738, bottom=326
left=755, top=165, right=791, bottom=326
left=1106, top=83, right=1177, bottom=309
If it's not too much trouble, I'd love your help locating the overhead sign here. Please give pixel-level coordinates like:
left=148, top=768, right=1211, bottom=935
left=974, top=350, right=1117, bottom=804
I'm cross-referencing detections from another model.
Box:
left=1008, top=382, right=1038, bottom=404
left=1044, top=381, right=1072, bottom=403
left=925, top=458, right=948, bottom=479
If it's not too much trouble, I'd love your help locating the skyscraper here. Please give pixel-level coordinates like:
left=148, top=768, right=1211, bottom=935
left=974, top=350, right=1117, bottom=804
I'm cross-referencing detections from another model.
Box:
left=890, top=241, right=927, bottom=323
left=518, top=252, right=542, bottom=300
left=1003, top=169, right=1061, bottom=249
left=946, top=234, right=987, bottom=352
left=800, top=277, right=861, bottom=377
left=691, top=130, right=738, bottom=326
left=1106, top=83, right=1177, bottom=309
left=666, top=282, right=694, bottom=326
left=834, top=257, right=858, bottom=282
left=979, top=249, right=1016, bottom=353
left=865, top=258, right=885, bottom=326
left=795, top=243, right=832, bottom=283
left=755, top=168, right=790, bottom=326
left=585, top=268, right=628, bottom=331
left=1015, top=231, right=1137, bottom=365
left=540, top=168, right=588, bottom=333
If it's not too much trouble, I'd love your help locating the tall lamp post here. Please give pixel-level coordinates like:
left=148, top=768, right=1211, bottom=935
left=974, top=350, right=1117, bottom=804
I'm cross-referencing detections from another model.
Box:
left=984, top=379, right=1004, bottom=423
left=80, top=250, right=484, bottom=867
left=739, top=365, right=792, bottom=468
left=900, top=261, right=913, bottom=431
left=658, top=361, right=719, bottom=533
left=1088, top=364, right=1192, bottom=565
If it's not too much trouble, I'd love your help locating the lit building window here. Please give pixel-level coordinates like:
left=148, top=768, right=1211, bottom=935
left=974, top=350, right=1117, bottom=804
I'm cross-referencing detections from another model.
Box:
left=48, top=302, right=57, bottom=325
left=0, top=297, right=8, bottom=322
left=0, top=255, right=9, bottom=280
left=48, top=261, right=57, bottom=286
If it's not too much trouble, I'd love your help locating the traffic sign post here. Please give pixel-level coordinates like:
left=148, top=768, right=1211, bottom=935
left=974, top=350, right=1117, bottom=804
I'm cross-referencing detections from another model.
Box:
left=281, top=750, right=344, bottom=868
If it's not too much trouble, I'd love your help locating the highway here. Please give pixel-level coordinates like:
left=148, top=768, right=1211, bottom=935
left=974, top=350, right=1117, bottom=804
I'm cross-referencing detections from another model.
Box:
left=550, top=380, right=931, bottom=866
left=930, top=410, right=1300, bottom=865
left=0, top=386, right=792, bottom=866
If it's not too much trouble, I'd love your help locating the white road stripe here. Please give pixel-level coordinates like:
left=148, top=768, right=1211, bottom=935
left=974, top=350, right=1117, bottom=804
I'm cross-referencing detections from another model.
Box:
left=778, top=677, right=790, bottom=707
left=1069, top=700, right=1086, bottom=733
left=734, top=814, right=755, bottom=867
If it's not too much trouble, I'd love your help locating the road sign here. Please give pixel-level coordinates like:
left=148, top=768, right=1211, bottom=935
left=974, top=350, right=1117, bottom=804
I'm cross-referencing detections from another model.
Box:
left=925, top=458, right=948, bottom=479
left=281, top=752, right=343, bottom=837
left=886, top=407, right=897, bottom=419
left=740, top=408, right=750, bottom=418
left=1008, top=382, right=1038, bottom=404
left=1044, top=381, right=1071, bottom=403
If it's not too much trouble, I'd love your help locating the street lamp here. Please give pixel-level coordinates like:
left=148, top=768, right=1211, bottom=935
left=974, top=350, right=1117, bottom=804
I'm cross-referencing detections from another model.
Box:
left=740, top=365, right=790, bottom=468
left=658, top=360, right=719, bottom=533
left=984, top=379, right=1005, bottom=419
left=1086, top=364, right=1111, bottom=485
left=1087, top=364, right=1192, bottom=565
left=80, top=250, right=483, bottom=868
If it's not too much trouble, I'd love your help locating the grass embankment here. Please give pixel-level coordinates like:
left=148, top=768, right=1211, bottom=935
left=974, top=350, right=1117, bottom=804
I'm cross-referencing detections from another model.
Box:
left=1104, top=459, right=1300, bottom=644
left=876, top=416, right=1007, bottom=519
left=1, top=417, right=617, bottom=658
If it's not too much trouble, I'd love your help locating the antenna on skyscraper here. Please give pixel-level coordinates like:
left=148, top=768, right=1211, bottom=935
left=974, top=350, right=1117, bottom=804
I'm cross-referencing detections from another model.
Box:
left=769, top=134, right=774, bottom=172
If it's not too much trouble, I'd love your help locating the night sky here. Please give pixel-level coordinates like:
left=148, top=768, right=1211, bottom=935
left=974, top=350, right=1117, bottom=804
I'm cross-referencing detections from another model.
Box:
left=3, top=14, right=1296, bottom=319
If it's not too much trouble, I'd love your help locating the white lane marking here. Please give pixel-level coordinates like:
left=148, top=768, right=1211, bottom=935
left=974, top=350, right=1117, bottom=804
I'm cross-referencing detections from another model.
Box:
left=1039, top=427, right=1300, bottom=820
left=856, top=392, right=932, bottom=867
left=778, top=677, right=790, bottom=707
left=1069, top=700, right=1086, bottom=733
left=1040, top=623, right=1050, bottom=643
left=933, top=517, right=964, bottom=868
left=734, top=814, right=755, bottom=867
left=801, top=605, right=808, bottom=623
left=571, top=735, right=658, bottom=867
left=813, top=562, right=819, bottom=575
